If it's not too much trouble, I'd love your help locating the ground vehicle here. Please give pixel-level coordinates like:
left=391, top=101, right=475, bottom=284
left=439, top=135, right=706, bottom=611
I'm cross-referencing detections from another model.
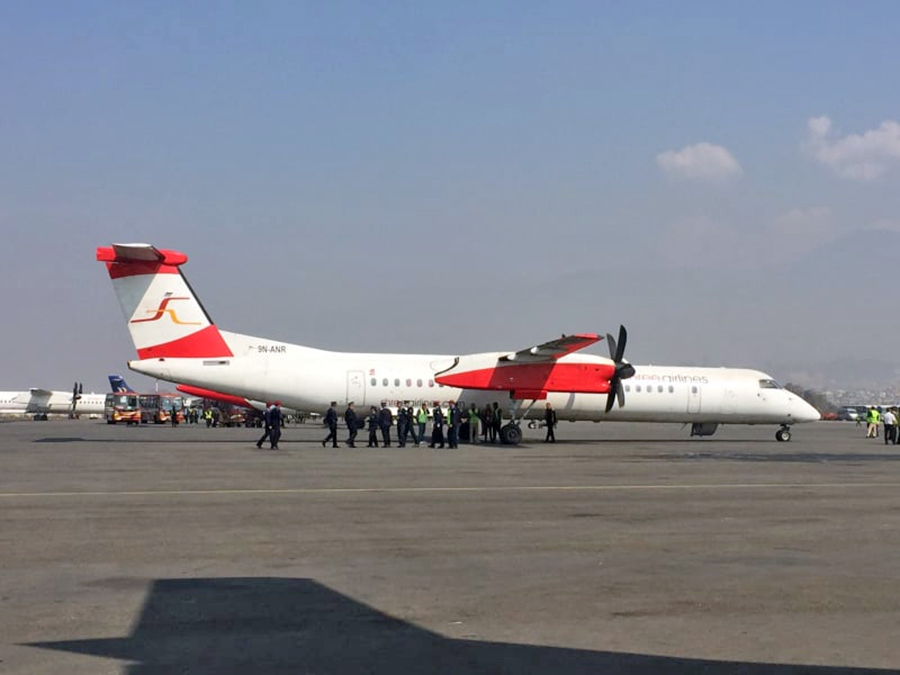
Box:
left=104, top=393, right=141, bottom=425
left=837, top=407, right=860, bottom=421
left=138, top=394, right=185, bottom=424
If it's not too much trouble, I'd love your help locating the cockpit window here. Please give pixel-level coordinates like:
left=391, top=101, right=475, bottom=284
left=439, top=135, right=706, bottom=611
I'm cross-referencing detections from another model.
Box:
left=758, top=379, right=783, bottom=389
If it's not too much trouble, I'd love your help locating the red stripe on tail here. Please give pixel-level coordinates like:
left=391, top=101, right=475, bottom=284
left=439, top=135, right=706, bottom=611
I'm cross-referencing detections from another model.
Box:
left=136, top=325, right=234, bottom=359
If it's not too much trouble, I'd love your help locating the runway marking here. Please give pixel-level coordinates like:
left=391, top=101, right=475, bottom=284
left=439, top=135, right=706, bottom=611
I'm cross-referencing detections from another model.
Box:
left=2, top=482, right=900, bottom=499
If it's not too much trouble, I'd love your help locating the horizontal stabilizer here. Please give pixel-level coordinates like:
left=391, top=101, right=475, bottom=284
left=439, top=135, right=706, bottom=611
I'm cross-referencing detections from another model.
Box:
left=96, top=244, right=188, bottom=267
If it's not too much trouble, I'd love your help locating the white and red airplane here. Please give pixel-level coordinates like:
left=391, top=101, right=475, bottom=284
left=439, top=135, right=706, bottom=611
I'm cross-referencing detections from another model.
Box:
left=97, top=243, right=819, bottom=442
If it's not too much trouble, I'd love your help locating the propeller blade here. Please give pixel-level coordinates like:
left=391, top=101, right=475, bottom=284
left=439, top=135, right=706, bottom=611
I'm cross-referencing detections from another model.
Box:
left=616, top=380, right=625, bottom=408
left=605, top=333, right=617, bottom=362
left=605, top=388, right=616, bottom=413
left=614, top=325, right=627, bottom=363
left=618, top=363, right=635, bottom=380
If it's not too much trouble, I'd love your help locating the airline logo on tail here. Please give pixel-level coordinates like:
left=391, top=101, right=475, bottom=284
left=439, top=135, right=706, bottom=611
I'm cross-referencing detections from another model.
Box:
left=131, top=293, right=202, bottom=326
left=97, top=243, right=233, bottom=360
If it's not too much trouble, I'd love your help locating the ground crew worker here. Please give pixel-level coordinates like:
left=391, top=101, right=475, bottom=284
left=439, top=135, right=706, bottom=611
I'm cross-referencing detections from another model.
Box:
left=866, top=407, right=880, bottom=438
left=468, top=404, right=479, bottom=444
left=416, top=404, right=429, bottom=446
left=322, top=402, right=339, bottom=448
left=204, top=408, right=213, bottom=428
left=544, top=402, right=557, bottom=443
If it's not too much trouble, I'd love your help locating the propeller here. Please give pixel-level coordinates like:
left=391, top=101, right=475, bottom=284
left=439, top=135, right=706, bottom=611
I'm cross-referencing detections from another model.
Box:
left=605, top=325, right=636, bottom=413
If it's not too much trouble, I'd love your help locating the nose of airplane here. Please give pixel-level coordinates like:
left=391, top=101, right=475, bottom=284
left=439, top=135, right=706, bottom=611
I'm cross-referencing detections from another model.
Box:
left=791, top=397, right=821, bottom=423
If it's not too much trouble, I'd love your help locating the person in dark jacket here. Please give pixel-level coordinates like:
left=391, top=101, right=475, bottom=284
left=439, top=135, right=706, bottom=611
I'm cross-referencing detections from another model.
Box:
left=269, top=402, right=283, bottom=449
left=397, top=406, right=412, bottom=447
left=544, top=402, right=557, bottom=443
left=447, top=400, right=461, bottom=448
left=256, top=403, right=273, bottom=448
left=322, top=402, right=338, bottom=448
left=379, top=402, right=393, bottom=447
left=428, top=403, right=445, bottom=448
left=344, top=402, right=358, bottom=448
left=367, top=406, right=380, bottom=447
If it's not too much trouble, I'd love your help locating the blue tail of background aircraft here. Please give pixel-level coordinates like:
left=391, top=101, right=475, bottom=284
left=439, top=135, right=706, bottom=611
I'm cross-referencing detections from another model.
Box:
left=108, top=374, right=135, bottom=393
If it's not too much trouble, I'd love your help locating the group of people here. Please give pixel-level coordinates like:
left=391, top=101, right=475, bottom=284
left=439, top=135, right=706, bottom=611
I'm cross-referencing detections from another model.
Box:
left=321, top=400, right=559, bottom=448
left=863, top=406, right=900, bottom=445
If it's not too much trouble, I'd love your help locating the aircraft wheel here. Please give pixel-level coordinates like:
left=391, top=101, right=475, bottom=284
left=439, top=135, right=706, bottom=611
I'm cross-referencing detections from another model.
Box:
left=501, top=424, right=522, bottom=445
left=527, top=421, right=536, bottom=430
left=775, top=429, right=791, bottom=442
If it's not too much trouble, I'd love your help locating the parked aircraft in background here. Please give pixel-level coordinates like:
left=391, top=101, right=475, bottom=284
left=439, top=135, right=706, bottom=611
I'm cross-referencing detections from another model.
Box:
left=0, top=383, right=105, bottom=419
left=97, top=243, right=820, bottom=442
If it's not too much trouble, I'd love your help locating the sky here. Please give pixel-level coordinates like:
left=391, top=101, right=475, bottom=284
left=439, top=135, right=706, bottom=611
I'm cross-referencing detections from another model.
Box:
left=1, top=1, right=899, bottom=393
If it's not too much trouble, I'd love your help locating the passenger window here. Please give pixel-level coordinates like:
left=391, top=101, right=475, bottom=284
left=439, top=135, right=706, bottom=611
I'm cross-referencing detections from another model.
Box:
left=691, top=386, right=698, bottom=394
left=668, top=385, right=674, bottom=393
left=428, top=380, right=434, bottom=387
left=636, top=385, right=641, bottom=392
left=417, top=379, right=423, bottom=387
left=406, top=379, right=412, bottom=387
left=394, top=378, right=400, bottom=387
left=625, top=385, right=630, bottom=392
left=370, top=378, right=376, bottom=386
left=658, top=385, right=663, bottom=392
left=382, top=378, right=388, bottom=387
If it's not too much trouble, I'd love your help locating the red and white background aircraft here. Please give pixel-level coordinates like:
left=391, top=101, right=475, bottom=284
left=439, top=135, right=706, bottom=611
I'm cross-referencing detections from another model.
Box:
left=97, top=243, right=819, bottom=442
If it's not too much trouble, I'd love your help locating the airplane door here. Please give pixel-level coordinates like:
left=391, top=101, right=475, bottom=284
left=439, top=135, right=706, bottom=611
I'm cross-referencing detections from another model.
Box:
left=346, top=370, right=365, bottom=404
left=687, top=384, right=701, bottom=414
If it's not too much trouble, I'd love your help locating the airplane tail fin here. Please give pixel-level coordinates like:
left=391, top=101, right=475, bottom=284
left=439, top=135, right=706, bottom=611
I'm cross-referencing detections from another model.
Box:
left=96, top=244, right=233, bottom=360
left=108, top=374, right=135, bottom=393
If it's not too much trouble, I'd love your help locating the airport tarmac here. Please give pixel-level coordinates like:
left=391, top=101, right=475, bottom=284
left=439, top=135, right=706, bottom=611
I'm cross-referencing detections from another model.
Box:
left=1, top=419, right=899, bottom=674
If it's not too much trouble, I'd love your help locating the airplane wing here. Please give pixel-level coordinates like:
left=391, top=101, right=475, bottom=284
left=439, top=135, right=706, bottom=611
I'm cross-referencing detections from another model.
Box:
left=500, top=333, right=602, bottom=363
left=435, top=333, right=614, bottom=399
left=29, top=388, right=53, bottom=397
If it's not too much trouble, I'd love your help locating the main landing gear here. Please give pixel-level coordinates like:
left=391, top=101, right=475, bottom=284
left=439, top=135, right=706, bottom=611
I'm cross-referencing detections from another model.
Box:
left=499, top=398, right=538, bottom=445
left=775, top=425, right=792, bottom=442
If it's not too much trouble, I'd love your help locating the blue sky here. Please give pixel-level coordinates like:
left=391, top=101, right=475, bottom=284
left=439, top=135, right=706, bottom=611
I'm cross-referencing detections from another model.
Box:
left=1, top=2, right=898, bottom=391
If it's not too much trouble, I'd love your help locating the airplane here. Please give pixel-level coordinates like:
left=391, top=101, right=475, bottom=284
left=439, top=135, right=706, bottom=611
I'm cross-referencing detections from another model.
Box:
left=0, top=382, right=106, bottom=419
left=96, top=243, right=820, bottom=443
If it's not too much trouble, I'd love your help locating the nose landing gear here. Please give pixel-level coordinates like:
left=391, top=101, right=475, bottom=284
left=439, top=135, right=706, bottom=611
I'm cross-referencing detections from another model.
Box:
left=775, top=425, right=792, bottom=442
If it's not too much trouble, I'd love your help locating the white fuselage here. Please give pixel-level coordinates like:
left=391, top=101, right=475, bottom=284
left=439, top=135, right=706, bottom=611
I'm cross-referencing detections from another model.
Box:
left=0, top=390, right=106, bottom=416
left=128, top=331, right=820, bottom=426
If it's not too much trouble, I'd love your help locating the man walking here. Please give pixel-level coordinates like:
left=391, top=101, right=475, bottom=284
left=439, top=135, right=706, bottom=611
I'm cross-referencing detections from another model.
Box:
left=269, top=402, right=283, bottom=449
left=379, top=402, right=393, bottom=447
left=344, top=402, right=358, bottom=448
left=544, top=402, right=557, bottom=443
left=256, top=402, right=273, bottom=448
left=322, top=401, right=339, bottom=448
left=883, top=408, right=896, bottom=445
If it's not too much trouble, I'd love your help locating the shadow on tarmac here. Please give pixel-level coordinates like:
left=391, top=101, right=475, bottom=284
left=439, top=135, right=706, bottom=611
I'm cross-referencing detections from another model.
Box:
left=678, top=452, right=900, bottom=463
left=28, top=577, right=895, bottom=674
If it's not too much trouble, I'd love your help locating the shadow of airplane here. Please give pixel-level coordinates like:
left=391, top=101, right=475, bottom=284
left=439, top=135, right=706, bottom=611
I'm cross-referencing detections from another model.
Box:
left=27, top=577, right=897, bottom=674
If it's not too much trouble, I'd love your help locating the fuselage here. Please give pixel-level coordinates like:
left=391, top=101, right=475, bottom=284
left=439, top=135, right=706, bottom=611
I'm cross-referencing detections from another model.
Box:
left=0, top=390, right=106, bottom=416
left=128, top=330, right=820, bottom=426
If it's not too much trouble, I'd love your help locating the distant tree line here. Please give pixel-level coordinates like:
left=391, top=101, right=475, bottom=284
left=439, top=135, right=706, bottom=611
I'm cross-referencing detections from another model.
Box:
left=784, top=383, right=837, bottom=414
